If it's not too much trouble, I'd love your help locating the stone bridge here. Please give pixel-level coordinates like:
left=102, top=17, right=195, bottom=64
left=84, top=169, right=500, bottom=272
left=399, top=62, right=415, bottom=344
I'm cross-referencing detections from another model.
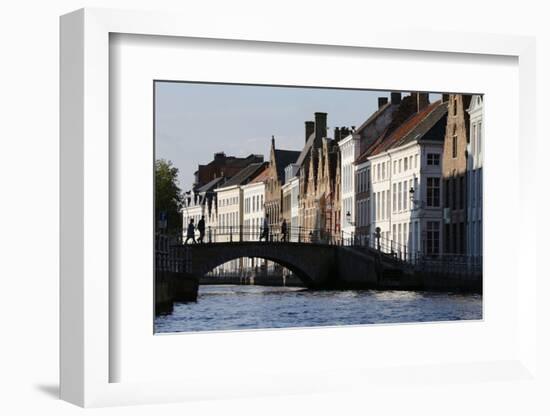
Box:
left=175, top=241, right=407, bottom=289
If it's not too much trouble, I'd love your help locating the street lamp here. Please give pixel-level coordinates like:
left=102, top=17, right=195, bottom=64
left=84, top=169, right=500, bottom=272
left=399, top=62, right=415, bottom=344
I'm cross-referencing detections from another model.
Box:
left=345, top=210, right=355, bottom=226
left=409, top=186, right=421, bottom=210
left=345, top=210, right=356, bottom=246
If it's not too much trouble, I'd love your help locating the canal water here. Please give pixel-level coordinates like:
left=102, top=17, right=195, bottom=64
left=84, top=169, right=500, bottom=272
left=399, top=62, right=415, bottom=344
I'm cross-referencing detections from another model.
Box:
left=155, top=285, right=482, bottom=333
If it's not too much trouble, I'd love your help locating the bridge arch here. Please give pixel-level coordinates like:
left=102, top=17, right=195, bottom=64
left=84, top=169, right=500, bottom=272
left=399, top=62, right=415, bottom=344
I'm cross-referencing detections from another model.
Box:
left=181, top=242, right=340, bottom=288
left=201, top=253, right=314, bottom=286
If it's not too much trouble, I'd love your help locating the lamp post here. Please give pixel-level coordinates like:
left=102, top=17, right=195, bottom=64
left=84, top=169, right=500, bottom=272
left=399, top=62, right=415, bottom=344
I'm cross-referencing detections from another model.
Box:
left=345, top=210, right=356, bottom=245
left=409, top=179, right=423, bottom=262
left=409, top=186, right=421, bottom=210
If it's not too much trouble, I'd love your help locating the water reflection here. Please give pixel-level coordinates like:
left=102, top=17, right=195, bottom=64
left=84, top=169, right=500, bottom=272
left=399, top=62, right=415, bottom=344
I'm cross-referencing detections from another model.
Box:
left=155, top=285, right=482, bottom=334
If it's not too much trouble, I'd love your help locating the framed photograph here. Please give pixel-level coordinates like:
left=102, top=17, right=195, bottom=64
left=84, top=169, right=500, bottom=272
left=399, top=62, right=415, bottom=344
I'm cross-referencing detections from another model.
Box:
left=60, top=8, right=538, bottom=408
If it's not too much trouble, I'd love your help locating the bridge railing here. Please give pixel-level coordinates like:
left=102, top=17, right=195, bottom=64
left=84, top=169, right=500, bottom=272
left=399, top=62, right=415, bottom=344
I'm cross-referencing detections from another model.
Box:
left=187, top=225, right=347, bottom=245
left=175, top=226, right=482, bottom=271
left=156, top=233, right=189, bottom=273
left=414, top=254, right=483, bottom=277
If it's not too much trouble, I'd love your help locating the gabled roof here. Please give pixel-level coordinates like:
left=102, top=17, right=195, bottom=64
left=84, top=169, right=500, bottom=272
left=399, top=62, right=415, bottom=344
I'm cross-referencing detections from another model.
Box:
left=296, top=101, right=397, bottom=170
left=295, top=132, right=317, bottom=168
left=248, top=166, right=270, bottom=184
left=355, top=100, right=447, bottom=162
left=197, top=176, right=225, bottom=193
left=221, top=162, right=268, bottom=188
left=274, top=149, right=301, bottom=182
left=354, top=101, right=392, bottom=136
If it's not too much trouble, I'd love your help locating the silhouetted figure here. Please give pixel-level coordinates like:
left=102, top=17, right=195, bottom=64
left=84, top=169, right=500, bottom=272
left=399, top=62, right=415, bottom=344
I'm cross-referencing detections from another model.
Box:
left=259, top=214, right=269, bottom=241
left=185, top=218, right=196, bottom=244
left=197, top=216, right=206, bottom=243
left=281, top=219, right=288, bottom=242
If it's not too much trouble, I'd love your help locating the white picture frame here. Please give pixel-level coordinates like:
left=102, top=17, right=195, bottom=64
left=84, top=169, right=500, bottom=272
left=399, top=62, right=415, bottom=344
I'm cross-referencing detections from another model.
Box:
left=60, top=7, right=539, bottom=408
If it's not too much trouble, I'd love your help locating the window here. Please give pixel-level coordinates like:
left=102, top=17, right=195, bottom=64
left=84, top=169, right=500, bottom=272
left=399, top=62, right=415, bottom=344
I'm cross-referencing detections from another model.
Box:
left=404, top=157, right=408, bottom=171
left=444, top=179, right=450, bottom=208
left=398, top=182, right=402, bottom=211
left=386, top=190, right=390, bottom=218
left=427, top=153, right=440, bottom=166
left=427, top=221, right=440, bottom=256
left=393, top=160, right=397, bottom=174
left=381, top=163, right=385, bottom=180
left=392, top=183, right=397, bottom=212
left=452, top=125, right=458, bottom=158
left=459, top=176, right=464, bottom=209
left=409, top=156, right=413, bottom=170
left=372, top=193, right=377, bottom=222
left=381, top=192, right=385, bottom=220
left=398, top=159, right=402, bottom=173
left=403, top=181, right=408, bottom=210
left=377, top=164, right=381, bottom=181
left=453, top=97, right=458, bottom=116
left=415, top=154, right=418, bottom=168
left=427, top=177, right=441, bottom=207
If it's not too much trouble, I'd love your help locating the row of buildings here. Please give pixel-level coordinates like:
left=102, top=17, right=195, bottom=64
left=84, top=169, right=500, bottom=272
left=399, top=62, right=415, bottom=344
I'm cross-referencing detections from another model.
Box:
left=181, top=91, right=483, bottom=266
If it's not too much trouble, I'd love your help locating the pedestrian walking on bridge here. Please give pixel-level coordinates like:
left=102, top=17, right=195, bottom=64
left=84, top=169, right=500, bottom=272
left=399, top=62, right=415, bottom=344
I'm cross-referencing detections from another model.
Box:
left=185, top=218, right=196, bottom=244
left=259, top=214, right=269, bottom=241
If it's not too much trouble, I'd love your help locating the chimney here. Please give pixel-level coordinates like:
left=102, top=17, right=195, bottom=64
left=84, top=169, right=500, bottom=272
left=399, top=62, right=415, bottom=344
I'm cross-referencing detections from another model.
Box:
left=334, top=127, right=340, bottom=141
left=305, top=120, right=315, bottom=143
left=390, top=92, right=401, bottom=105
left=417, top=92, right=429, bottom=111
left=314, top=112, right=327, bottom=142
left=378, top=97, right=389, bottom=108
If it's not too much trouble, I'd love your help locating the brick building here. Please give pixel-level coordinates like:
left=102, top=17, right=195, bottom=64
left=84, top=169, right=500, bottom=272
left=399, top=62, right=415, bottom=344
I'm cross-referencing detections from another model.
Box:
left=193, top=152, right=263, bottom=190
left=295, top=112, right=344, bottom=242
left=442, top=94, right=472, bottom=255
left=264, top=136, right=301, bottom=233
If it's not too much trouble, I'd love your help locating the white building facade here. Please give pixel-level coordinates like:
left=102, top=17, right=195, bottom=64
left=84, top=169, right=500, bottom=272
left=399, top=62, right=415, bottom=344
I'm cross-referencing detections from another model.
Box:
left=466, top=95, right=483, bottom=258
left=282, top=164, right=300, bottom=241
left=182, top=191, right=218, bottom=243
left=215, top=185, right=243, bottom=243
left=242, top=180, right=265, bottom=241
left=338, top=133, right=361, bottom=241
left=365, top=141, right=445, bottom=260
left=361, top=100, right=448, bottom=260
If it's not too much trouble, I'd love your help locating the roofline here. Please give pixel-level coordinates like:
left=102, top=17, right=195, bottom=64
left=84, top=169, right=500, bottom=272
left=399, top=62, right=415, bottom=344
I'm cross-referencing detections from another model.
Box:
left=214, top=184, right=240, bottom=192
left=354, top=101, right=392, bottom=134
left=240, top=180, right=266, bottom=189
left=337, top=133, right=356, bottom=147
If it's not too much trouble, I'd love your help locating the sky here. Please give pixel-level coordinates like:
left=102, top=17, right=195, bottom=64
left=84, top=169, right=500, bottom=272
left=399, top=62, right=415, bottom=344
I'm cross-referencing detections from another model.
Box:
left=154, top=82, right=440, bottom=190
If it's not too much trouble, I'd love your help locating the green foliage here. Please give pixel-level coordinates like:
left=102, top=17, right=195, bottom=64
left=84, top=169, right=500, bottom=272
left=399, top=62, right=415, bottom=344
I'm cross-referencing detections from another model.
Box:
left=155, top=159, right=183, bottom=234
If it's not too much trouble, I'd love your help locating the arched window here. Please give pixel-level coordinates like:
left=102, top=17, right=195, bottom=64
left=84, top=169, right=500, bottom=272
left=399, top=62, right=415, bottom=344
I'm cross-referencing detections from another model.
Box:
left=452, top=125, right=458, bottom=158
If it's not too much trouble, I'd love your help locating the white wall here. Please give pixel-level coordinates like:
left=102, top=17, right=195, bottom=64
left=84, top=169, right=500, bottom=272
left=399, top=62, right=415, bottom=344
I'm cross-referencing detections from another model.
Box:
left=339, top=134, right=359, bottom=238
left=1, top=1, right=548, bottom=415
left=242, top=182, right=265, bottom=241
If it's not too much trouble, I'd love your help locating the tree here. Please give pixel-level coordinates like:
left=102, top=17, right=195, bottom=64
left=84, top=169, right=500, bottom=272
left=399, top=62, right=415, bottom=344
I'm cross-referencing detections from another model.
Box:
left=155, top=159, right=183, bottom=234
